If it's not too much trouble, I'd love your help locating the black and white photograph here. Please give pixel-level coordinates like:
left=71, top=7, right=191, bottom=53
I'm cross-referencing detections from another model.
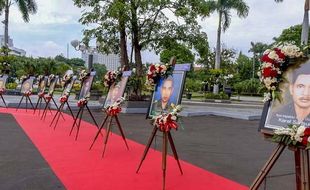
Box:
left=79, top=71, right=96, bottom=99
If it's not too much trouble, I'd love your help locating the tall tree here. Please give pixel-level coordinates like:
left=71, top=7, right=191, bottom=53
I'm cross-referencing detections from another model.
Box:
left=3, top=0, right=37, bottom=49
left=204, top=0, right=249, bottom=93
left=275, top=0, right=309, bottom=45
left=248, top=42, right=269, bottom=78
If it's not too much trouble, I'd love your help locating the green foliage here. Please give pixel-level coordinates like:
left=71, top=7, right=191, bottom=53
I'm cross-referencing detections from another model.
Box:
left=93, top=63, right=107, bottom=82
left=185, top=78, right=202, bottom=92
left=233, top=78, right=262, bottom=95
left=204, top=92, right=229, bottom=100
left=160, top=43, right=194, bottom=64
left=273, top=25, right=308, bottom=45
left=235, top=53, right=253, bottom=80
left=6, top=82, right=17, bottom=89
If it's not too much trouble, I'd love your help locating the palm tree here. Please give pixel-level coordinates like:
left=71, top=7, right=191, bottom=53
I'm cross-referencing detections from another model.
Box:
left=3, top=0, right=37, bottom=48
left=275, top=0, right=309, bottom=45
left=206, top=0, right=249, bottom=93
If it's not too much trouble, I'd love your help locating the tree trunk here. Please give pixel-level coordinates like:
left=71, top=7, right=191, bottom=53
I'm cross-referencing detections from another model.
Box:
left=213, top=11, right=222, bottom=94
left=301, top=0, right=309, bottom=45
left=119, top=0, right=129, bottom=70
left=119, top=24, right=129, bottom=70
left=130, top=0, right=143, bottom=99
left=4, top=1, right=9, bottom=50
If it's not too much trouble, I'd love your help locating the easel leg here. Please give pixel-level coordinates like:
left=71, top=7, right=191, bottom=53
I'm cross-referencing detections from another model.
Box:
left=16, top=95, right=24, bottom=111
left=33, top=97, right=41, bottom=114
left=52, top=97, right=65, bottom=120
left=25, top=95, right=28, bottom=112
left=89, top=115, right=109, bottom=150
left=0, top=94, right=7, bottom=108
left=114, top=115, right=129, bottom=150
left=66, top=101, right=75, bottom=119
left=136, top=126, right=158, bottom=173
left=75, top=106, right=84, bottom=141
left=27, top=96, right=34, bottom=109
left=300, top=149, right=310, bottom=190
left=296, top=149, right=302, bottom=190
left=38, top=97, right=43, bottom=116
left=249, top=143, right=286, bottom=190
left=162, top=131, right=168, bottom=190
left=167, top=132, right=183, bottom=175
left=50, top=102, right=62, bottom=127
left=52, top=103, right=65, bottom=130
left=69, top=107, right=82, bottom=136
left=102, top=116, right=113, bottom=157
left=86, top=105, right=99, bottom=128
left=41, top=99, right=51, bottom=120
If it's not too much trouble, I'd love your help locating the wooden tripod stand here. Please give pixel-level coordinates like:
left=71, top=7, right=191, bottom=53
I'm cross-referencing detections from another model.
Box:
left=16, top=94, right=34, bottom=112
left=136, top=126, right=183, bottom=190
left=50, top=100, right=75, bottom=130
left=0, top=93, right=7, bottom=108
left=69, top=103, right=99, bottom=140
left=250, top=143, right=310, bottom=190
left=89, top=113, right=129, bottom=157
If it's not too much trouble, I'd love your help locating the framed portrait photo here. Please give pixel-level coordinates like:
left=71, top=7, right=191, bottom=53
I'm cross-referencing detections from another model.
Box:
left=79, top=71, right=96, bottom=99
left=147, top=70, right=186, bottom=118
left=260, top=59, right=310, bottom=133
left=103, top=71, right=132, bottom=108
left=62, top=76, right=77, bottom=96
left=47, top=76, right=59, bottom=96
left=38, top=76, right=48, bottom=94
left=0, top=75, right=8, bottom=90
left=21, top=77, right=35, bottom=94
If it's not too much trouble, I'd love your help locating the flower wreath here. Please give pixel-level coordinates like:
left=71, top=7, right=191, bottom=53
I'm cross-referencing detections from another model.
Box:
left=59, top=92, right=69, bottom=103
left=258, top=43, right=305, bottom=102
left=0, top=87, right=5, bottom=95
left=62, top=72, right=73, bottom=84
left=152, top=104, right=182, bottom=132
left=77, top=97, right=88, bottom=107
left=145, top=57, right=176, bottom=90
left=103, top=70, right=122, bottom=88
left=273, top=124, right=310, bottom=148
left=79, top=70, right=89, bottom=82
left=104, top=97, right=125, bottom=116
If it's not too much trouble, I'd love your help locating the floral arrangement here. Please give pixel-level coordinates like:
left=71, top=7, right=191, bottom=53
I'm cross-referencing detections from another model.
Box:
left=24, top=90, right=32, bottom=96
left=103, top=70, right=122, bottom=87
left=105, top=97, right=125, bottom=116
left=258, top=43, right=305, bottom=102
left=38, top=92, right=45, bottom=98
left=77, top=97, right=88, bottom=107
left=272, top=124, right=310, bottom=148
left=0, top=87, right=5, bottom=94
left=152, top=104, right=182, bottom=132
left=59, top=94, right=68, bottom=103
left=62, top=72, right=73, bottom=83
left=146, top=62, right=174, bottom=89
left=79, top=70, right=89, bottom=81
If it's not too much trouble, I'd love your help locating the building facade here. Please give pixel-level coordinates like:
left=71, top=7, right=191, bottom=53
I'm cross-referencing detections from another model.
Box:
left=82, top=51, right=120, bottom=71
left=0, top=35, right=26, bottom=56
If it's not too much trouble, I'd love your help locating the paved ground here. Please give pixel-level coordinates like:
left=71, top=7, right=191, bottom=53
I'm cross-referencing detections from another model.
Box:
left=74, top=110, right=296, bottom=190
left=0, top=94, right=263, bottom=120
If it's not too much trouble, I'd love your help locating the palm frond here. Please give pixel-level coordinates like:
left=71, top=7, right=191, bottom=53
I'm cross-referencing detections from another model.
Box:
left=15, top=0, right=37, bottom=22
left=230, top=0, right=249, bottom=18
left=222, top=10, right=231, bottom=32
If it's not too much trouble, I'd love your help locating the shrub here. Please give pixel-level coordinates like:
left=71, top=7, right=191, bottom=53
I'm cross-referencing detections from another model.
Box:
left=204, top=92, right=229, bottom=100
left=233, top=78, right=262, bottom=95
left=6, top=82, right=17, bottom=89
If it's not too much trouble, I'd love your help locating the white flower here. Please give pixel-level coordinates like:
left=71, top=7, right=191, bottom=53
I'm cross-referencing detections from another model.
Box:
left=268, top=50, right=279, bottom=60
left=263, top=92, right=271, bottom=102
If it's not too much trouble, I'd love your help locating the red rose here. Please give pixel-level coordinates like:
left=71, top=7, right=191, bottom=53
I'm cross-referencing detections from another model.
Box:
left=261, top=54, right=275, bottom=64
left=274, top=48, right=285, bottom=60
left=262, top=67, right=278, bottom=78
left=304, top=128, right=310, bottom=136
left=149, top=64, right=156, bottom=72
left=302, top=136, right=309, bottom=146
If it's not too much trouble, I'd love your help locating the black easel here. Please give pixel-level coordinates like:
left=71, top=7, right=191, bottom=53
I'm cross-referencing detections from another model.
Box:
left=50, top=99, right=75, bottom=130
left=250, top=144, right=310, bottom=190
left=16, top=93, right=34, bottom=112
left=69, top=102, right=99, bottom=140
left=40, top=96, right=65, bottom=121
left=0, top=93, right=7, bottom=108
left=136, top=126, right=183, bottom=190
left=89, top=112, right=129, bottom=157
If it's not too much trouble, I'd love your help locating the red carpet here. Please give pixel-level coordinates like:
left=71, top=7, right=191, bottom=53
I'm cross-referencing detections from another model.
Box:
left=0, top=108, right=248, bottom=190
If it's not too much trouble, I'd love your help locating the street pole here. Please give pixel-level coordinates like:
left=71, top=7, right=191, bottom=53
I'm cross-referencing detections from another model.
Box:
left=88, top=54, right=93, bottom=72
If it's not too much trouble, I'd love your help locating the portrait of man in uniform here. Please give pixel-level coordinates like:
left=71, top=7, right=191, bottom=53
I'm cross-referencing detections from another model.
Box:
left=264, top=59, right=310, bottom=129
left=104, top=76, right=129, bottom=108
left=148, top=71, right=186, bottom=118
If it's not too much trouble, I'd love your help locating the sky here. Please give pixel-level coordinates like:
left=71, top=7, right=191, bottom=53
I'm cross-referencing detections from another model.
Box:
left=5, top=0, right=305, bottom=63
